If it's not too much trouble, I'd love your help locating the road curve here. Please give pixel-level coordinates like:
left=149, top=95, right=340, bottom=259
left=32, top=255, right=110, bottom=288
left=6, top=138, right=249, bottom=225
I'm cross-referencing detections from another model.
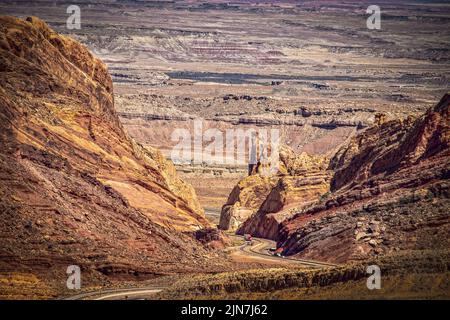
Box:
left=63, top=287, right=164, bottom=300
left=233, top=235, right=339, bottom=268
left=93, top=289, right=162, bottom=300
left=66, top=235, right=337, bottom=299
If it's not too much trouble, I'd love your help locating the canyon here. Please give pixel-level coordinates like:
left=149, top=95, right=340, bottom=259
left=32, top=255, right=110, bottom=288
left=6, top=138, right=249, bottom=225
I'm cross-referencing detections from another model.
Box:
left=0, top=16, right=232, bottom=298
left=0, top=0, right=449, bottom=300
left=223, top=94, right=449, bottom=263
left=3, top=0, right=449, bottom=213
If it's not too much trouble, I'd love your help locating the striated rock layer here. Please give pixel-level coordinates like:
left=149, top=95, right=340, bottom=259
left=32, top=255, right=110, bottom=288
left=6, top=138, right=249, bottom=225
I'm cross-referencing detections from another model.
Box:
left=219, top=174, right=278, bottom=232
left=219, top=145, right=331, bottom=240
left=278, top=94, right=450, bottom=263
left=0, top=16, right=223, bottom=298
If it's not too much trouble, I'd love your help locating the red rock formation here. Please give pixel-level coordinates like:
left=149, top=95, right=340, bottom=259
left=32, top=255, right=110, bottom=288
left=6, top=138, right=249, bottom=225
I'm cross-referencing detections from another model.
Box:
left=219, top=174, right=278, bottom=231
left=236, top=148, right=331, bottom=239
left=278, top=94, right=450, bottom=263
left=0, top=16, right=224, bottom=298
left=219, top=145, right=331, bottom=239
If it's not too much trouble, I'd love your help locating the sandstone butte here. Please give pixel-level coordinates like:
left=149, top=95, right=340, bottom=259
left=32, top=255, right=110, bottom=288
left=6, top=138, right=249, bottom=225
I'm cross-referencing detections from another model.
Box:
left=222, top=94, right=449, bottom=263
left=220, top=145, right=331, bottom=239
left=0, top=16, right=229, bottom=298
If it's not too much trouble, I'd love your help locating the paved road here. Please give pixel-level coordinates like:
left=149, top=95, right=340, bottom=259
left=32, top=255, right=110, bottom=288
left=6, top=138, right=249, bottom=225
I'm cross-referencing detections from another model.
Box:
left=233, top=235, right=338, bottom=268
left=66, top=235, right=337, bottom=300
left=64, top=286, right=165, bottom=300
left=93, top=289, right=162, bottom=300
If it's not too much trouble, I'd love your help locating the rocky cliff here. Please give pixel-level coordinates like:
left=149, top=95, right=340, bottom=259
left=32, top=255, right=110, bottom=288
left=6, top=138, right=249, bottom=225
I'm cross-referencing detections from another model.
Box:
left=0, top=16, right=221, bottom=298
left=219, top=146, right=331, bottom=239
left=219, top=174, right=278, bottom=231
left=278, top=94, right=450, bottom=263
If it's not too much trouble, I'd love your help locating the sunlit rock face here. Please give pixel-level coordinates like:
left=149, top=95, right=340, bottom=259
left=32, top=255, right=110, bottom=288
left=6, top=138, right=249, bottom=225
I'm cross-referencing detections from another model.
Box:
left=279, top=94, right=450, bottom=263
left=220, top=145, right=331, bottom=239
left=0, top=16, right=229, bottom=299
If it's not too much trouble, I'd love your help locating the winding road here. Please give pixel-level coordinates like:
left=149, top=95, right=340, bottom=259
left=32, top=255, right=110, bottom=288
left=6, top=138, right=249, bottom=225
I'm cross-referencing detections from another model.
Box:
left=65, top=235, right=337, bottom=300
left=233, top=235, right=339, bottom=268
left=64, top=287, right=165, bottom=300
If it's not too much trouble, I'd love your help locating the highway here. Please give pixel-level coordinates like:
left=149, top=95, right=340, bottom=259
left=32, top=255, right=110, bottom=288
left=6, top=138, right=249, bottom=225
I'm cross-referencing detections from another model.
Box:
left=64, top=287, right=165, bottom=300
left=232, top=235, right=339, bottom=268
left=66, top=235, right=337, bottom=300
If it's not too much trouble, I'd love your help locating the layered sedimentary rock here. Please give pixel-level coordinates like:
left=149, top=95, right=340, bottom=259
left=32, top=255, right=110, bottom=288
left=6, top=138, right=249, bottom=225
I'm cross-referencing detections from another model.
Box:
left=236, top=148, right=331, bottom=239
left=0, top=16, right=208, bottom=230
left=219, top=175, right=278, bottom=231
left=0, top=16, right=222, bottom=298
left=219, top=146, right=331, bottom=239
left=278, top=94, right=450, bottom=263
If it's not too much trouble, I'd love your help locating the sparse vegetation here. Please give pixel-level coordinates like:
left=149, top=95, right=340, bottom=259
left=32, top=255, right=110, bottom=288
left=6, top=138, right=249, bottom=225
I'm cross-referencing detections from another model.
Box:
left=158, top=250, right=450, bottom=300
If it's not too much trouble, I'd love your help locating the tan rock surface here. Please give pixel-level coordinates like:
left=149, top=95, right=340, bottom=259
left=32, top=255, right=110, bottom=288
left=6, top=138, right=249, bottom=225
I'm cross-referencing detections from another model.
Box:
left=279, top=94, right=450, bottom=263
left=0, top=16, right=225, bottom=298
left=220, top=145, right=331, bottom=238
left=236, top=147, right=331, bottom=239
left=219, top=175, right=277, bottom=231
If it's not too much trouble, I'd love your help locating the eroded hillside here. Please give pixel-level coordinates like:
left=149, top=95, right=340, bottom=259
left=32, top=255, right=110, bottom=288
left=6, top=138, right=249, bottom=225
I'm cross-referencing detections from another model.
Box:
left=220, top=146, right=331, bottom=240
left=0, top=16, right=227, bottom=298
left=4, top=0, right=448, bottom=213
left=221, top=94, right=449, bottom=264
left=279, top=94, right=450, bottom=263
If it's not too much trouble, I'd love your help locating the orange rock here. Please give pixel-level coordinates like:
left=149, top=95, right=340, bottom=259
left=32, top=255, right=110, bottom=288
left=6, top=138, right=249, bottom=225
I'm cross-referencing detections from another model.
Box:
left=0, top=16, right=224, bottom=298
left=278, top=94, right=450, bottom=263
left=220, top=144, right=331, bottom=239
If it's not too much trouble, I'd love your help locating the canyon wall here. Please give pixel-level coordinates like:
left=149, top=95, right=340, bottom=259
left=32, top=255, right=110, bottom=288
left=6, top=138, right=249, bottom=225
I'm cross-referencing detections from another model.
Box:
left=222, top=94, right=449, bottom=264
left=0, top=17, right=225, bottom=298
left=279, top=94, right=450, bottom=263
left=220, top=146, right=331, bottom=239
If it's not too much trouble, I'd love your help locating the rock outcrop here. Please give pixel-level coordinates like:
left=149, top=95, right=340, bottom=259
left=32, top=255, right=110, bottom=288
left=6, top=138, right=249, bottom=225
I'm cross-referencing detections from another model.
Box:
left=219, top=145, right=331, bottom=239
left=0, top=16, right=222, bottom=298
left=278, top=94, right=450, bottom=263
left=219, top=174, right=278, bottom=231
left=236, top=148, right=331, bottom=239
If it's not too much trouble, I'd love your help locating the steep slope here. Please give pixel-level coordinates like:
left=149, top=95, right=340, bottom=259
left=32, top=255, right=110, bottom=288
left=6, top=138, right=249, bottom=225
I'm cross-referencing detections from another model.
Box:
left=0, top=16, right=221, bottom=298
left=278, top=94, right=450, bottom=263
left=219, top=174, right=278, bottom=232
left=0, top=15, right=209, bottom=230
left=219, top=145, right=331, bottom=240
